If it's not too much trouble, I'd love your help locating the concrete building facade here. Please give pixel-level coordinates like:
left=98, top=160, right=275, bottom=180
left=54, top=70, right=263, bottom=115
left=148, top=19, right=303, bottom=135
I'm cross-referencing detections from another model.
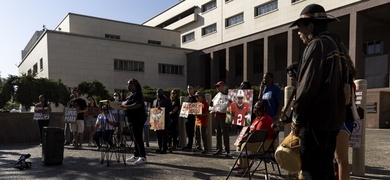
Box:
left=19, top=13, right=192, bottom=91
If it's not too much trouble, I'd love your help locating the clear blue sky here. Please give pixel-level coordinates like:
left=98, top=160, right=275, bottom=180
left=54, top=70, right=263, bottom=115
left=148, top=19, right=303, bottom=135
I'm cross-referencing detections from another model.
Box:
left=0, top=0, right=179, bottom=78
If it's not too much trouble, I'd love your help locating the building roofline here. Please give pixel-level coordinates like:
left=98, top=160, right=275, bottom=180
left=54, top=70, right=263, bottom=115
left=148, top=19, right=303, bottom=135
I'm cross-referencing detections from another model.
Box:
left=55, top=12, right=181, bottom=33
left=18, top=30, right=194, bottom=68
left=142, top=1, right=185, bottom=25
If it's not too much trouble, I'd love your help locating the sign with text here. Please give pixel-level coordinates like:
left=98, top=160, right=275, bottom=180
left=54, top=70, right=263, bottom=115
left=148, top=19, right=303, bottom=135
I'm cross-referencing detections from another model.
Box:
left=349, top=119, right=363, bottom=148
left=64, top=107, right=77, bottom=123
left=33, top=107, right=49, bottom=120
left=210, top=93, right=228, bottom=113
left=179, top=102, right=203, bottom=118
left=150, top=107, right=165, bottom=131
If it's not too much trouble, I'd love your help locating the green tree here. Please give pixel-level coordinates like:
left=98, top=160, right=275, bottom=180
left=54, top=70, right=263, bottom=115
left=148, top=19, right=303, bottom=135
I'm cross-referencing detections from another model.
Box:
left=0, top=75, right=70, bottom=110
left=77, top=80, right=110, bottom=103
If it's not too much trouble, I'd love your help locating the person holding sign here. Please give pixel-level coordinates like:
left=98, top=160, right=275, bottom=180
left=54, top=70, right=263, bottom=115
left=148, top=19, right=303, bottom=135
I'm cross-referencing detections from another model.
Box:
left=194, top=91, right=209, bottom=154
left=152, top=88, right=172, bottom=154
left=34, top=95, right=51, bottom=145
left=69, top=88, right=87, bottom=149
left=233, top=100, right=275, bottom=174
left=181, top=84, right=197, bottom=151
left=210, top=81, right=230, bottom=156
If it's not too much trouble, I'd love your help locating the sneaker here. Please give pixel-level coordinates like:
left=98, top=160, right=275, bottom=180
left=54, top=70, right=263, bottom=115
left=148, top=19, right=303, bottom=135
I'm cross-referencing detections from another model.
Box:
left=126, top=156, right=139, bottom=162
left=134, top=157, right=147, bottom=165
left=213, top=149, right=223, bottom=155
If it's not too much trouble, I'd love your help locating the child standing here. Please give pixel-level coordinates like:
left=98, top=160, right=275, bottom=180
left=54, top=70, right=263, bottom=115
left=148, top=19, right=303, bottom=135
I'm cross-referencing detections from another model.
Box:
left=194, top=91, right=209, bottom=154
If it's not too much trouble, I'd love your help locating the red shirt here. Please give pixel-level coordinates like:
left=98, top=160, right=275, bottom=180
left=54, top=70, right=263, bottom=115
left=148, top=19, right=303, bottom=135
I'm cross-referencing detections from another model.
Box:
left=250, top=114, right=275, bottom=140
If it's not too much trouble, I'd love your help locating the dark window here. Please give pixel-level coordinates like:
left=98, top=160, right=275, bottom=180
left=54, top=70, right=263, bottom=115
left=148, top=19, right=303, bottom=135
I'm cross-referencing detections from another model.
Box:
left=105, top=34, right=120, bottom=40
left=202, top=0, right=216, bottom=12
left=226, top=13, right=244, bottom=27
left=363, top=40, right=383, bottom=55
left=202, top=23, right=217, bottom=36
left=255, top=1, right=278, bottom=16
left=114, top=59, right=144, bottom=72
left=158, top=64, right=184, bottom=75
left=148, top=40, right=161, bottom=45
left=291, top=0, right=301, bottom=3
left=33, top=63, right=38, bottom=75
left=39, top=58, right=43, bottom=71
left=182, top=32, right=195, bottom=43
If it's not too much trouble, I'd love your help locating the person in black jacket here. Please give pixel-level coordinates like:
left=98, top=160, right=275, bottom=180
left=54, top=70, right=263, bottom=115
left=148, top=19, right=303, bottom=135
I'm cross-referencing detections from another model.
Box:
left=290, top=4, right=350, bottom=179
left=181, top=84, right=197, bottom=151
left=152, top=88, right=172, bottom=154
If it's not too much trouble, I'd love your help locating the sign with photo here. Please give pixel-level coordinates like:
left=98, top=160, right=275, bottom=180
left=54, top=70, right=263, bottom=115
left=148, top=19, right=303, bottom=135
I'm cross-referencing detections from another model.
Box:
left=33, top=107, right=49, bottom=120
left=150, top=107, right=165, bottom=131
left=210, top=93, right=228, bottom=113
left=64, top=107, right=77, bottom=123
left=179, top=102, right=203, bottom=118
left=234, top=126, right=249, bottom=146
left=226, top=89, right=253, bottom=126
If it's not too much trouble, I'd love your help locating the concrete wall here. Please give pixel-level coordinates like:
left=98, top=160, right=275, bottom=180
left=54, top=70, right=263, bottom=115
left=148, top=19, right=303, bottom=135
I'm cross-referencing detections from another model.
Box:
left=366, top=89, right=390, bottom=128
left=0, top=113, right=64, bottom=144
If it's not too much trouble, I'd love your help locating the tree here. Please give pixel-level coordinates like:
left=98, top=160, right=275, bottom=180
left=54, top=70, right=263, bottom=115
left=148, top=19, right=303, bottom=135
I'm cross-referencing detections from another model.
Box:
left=77, top=80, right=110, bottom=103
left=0, top=75, right=70, bottom=110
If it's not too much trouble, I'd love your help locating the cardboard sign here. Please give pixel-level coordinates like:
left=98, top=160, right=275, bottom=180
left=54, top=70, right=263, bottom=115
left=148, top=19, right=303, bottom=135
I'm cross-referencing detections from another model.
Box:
left=234, top=126, right=249, bottom=146
left=210, top=93, right=228, bottom=113
left=33, top=107, right=49, bottom=120
left=150, top=107, right=165, bottom=131
left=64, top=107, right=77, bottom=123
left=179, top=102, right=203, bottom=118
left=226, top=89, right=253, bottom=126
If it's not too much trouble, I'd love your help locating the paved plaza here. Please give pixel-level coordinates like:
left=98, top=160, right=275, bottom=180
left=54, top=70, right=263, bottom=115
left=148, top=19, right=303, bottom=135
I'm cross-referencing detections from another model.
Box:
left=0, top=129, right=389, bottom=179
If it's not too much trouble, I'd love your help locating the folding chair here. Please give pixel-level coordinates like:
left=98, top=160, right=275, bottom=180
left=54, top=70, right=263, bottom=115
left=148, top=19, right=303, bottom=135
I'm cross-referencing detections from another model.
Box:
left=115, top=124, right=134, bottom=165
left=249, top=129, right=282, bottom=179
left=226, top=130, right=268, bottom=180
left=99, top=131, right=120, bottom=167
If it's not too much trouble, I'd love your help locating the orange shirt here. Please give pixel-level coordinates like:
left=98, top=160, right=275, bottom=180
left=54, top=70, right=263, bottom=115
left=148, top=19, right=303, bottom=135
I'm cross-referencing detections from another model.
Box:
left=195, top=100, right=209, bottom=126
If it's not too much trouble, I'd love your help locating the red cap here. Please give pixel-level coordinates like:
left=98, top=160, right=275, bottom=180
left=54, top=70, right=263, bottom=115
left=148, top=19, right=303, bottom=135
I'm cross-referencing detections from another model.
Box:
left=214, top=81, right=226, bottom=87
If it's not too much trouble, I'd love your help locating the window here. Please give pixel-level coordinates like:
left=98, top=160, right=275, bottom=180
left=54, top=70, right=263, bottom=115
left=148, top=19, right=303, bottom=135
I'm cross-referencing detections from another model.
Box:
left=28, top=69, right=32, bottom=76
left=254, top=61, right=263, bottom=74
left=159, top=64, right=184, bottom=75
left=182, top=32, right=195, bottom=43
left=363, top=40, right=383, bottom=55
left=114, top=59, right=144, bottom=72
left=291, top=0, right=302, bottom=3
left=148, top=40, right=161, bottom=45
left=226, top=13, right=244, bottom=27
left=39, top=58, right=43, bottom=71
left=255, top=1, right=278, bottom=16
left=33, top=63, right=38, bottom=75
left=202, top=23, right=217, bottom=36
left=202, top=0, right=216, bottom=12
left=105, top=34, right=120, bottom=40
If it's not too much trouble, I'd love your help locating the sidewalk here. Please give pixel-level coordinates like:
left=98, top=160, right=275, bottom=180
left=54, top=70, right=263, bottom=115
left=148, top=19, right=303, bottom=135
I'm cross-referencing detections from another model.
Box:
left=0, top=129, right=389, bottom=179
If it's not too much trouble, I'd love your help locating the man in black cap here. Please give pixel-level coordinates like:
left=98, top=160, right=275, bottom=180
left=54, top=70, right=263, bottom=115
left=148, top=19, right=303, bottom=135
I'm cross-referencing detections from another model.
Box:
left=290, top=4, right=351, bottom=179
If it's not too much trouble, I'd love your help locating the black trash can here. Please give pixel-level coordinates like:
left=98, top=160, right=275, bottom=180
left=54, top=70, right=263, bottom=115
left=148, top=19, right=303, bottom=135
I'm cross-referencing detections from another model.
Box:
left=42, top=127, right=64, bottom=165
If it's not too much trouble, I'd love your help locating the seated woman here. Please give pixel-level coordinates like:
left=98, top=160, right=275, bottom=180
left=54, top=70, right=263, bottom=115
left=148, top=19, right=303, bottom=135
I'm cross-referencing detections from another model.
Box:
left=234, top=100, right=275, bottom=174
left=93, top=104, right=116, bottom=150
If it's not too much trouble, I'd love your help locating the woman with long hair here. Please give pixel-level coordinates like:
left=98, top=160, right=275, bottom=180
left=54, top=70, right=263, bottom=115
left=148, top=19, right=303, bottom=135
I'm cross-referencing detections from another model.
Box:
left=169, top=89, right=180, bottom=150
left=86, top=96, right=99, bottom=146
left=122, top=79, right=147, bottom=165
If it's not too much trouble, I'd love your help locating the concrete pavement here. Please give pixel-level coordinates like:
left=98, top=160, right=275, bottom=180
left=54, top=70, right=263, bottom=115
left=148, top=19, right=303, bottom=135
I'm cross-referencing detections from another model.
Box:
left=0, top=129, right=389, bottom=179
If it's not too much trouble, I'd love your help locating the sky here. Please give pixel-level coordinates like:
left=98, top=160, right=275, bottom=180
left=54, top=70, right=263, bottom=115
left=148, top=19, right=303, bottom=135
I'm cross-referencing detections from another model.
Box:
left=0, top=0, right=179, bottom=78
